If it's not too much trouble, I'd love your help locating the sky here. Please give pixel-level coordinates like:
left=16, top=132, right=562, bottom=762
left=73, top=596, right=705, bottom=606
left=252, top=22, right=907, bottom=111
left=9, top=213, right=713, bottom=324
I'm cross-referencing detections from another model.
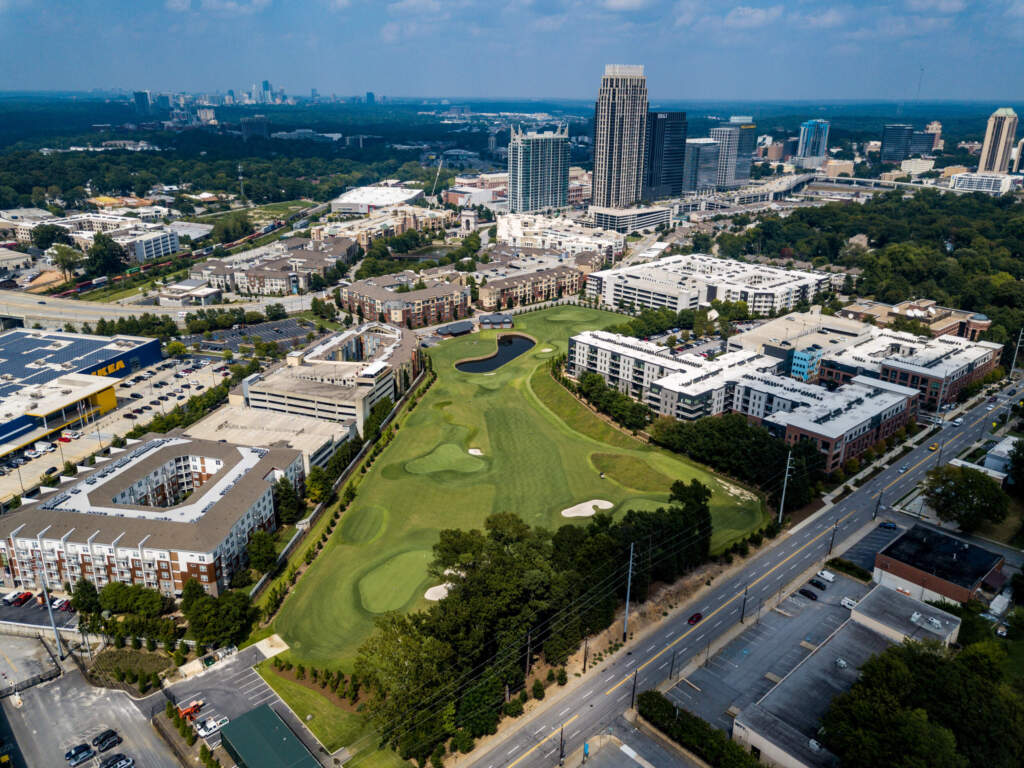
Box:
left=2, top=0, right=1023, bottom=101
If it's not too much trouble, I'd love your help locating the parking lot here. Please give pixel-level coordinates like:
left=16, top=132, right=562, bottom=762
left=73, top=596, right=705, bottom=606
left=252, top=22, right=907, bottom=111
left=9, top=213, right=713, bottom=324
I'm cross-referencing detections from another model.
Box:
left=0, top=355, right=229, bottom=505
left=841, top=521, right=905, bottom=573
left=0, top=636, right=55, bottom=690
left=2, top=669, right=177, bottom=768
left=0, top=592, right=78, bottom=631
left=665, top=574, right=871, bottom=732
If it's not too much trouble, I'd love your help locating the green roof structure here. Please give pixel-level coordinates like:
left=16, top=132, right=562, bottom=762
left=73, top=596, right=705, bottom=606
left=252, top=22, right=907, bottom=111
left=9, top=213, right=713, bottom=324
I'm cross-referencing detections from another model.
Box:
left=219, top=704, right=320, bottom=768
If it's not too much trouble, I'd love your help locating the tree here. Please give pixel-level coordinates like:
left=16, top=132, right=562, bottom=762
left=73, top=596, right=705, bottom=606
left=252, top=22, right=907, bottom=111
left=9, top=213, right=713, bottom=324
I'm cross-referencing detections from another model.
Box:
left=247, top=530, right=277, bottom=573
left=274, top=476, right=302, bottom=525
left=1007, top=438, right=1024, bottom=492
left=265, top=303, right=287, bottom=321
left=85, top=232, right=127, bottom=277
left=165, top=341, right=187, bottom=358
left=923, top=464, right=1009, bottom=533
left=31, top=223, right=72, bottom=250
left=211, top=211, right=254, bottom=244
left=305, top=465, right=331, bottom=504
left=71, top=578, right=100, bottom=614
left=180, top=578, right=205, bottom=615
left=51, top=243, right=82, bottom=281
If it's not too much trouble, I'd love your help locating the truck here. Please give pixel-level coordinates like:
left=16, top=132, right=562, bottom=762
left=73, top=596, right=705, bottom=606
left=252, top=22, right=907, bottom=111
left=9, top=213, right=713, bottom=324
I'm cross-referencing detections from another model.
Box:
left=34, top=441, right=54, bottom=454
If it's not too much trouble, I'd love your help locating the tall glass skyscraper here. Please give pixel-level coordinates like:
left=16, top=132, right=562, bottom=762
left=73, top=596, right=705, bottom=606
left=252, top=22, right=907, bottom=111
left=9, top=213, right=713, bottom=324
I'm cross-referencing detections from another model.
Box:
left=508, top=125, right=570, bottom=213
left=881, top=124, right=914, bottom=164
left=592, top=65, right=648, bottom=208
left=797, top=119, right=830, bottom=158
left=682, top=138, right=719, bottom=192
left=643, top=111, right=687, bottom=200
left=979, top=107, right=1018, bottom=174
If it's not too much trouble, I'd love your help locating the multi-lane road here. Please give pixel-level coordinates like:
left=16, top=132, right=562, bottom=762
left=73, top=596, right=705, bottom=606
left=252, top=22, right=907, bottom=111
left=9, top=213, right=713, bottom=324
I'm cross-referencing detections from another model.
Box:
left=467, top=383, right=1019, bottom=768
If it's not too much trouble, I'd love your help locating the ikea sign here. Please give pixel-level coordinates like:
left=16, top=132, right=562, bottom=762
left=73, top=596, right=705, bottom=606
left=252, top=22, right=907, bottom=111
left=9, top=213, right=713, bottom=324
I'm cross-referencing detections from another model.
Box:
left=91, top=360, right=125, bottom=377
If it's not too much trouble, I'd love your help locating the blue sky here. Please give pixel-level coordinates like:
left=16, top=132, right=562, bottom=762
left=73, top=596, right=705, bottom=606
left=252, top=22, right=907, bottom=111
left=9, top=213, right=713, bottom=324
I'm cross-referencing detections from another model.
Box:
left=2, top=0, right=1023, bottom=100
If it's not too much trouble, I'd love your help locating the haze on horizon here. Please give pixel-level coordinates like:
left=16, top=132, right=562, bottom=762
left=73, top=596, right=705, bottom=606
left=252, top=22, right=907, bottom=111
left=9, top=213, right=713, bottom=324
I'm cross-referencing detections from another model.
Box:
left=2, top=0, right=1023, bottom=101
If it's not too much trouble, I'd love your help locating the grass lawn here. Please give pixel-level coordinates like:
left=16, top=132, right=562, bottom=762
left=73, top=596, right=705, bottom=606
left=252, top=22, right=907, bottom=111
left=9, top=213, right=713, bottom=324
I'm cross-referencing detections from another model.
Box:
left=272, top=305, right=766, bottom=670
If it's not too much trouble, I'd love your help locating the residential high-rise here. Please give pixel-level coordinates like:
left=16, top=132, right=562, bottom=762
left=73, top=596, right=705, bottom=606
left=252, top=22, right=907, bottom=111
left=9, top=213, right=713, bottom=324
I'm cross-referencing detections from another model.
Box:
left=592, top=65, right=648, bottom=208
left=366, top=91, right=376, bottom=105
left=797, top=119, right=830, bottom=159
left=643, top=111, right=688, bottom=200
left=133, top=90, right=151, bottom=116
left=682, top=138, right=719, bottom=192
left=979, top=107, right=1018, bottom=174
left=881, top=124, right=914, bottom=164
left=507, top=125, right=570, bottom=213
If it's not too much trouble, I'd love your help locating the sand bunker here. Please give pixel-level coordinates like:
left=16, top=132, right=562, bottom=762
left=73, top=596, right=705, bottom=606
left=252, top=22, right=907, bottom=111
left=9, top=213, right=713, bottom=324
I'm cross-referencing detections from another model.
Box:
left=424, top=584, right=451, bottom=601
left=468, top=448, right=483, bottom=456
left=540, top=347, right=553, bottom=352
left=561, top=499, right=614, bottom=518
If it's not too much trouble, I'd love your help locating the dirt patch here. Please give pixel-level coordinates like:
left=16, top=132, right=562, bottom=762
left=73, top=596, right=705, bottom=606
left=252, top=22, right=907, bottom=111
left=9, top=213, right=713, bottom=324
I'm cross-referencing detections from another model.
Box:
left=561, top=499, right=614, bottom=517
left=718, top=480, right=758, bottom=503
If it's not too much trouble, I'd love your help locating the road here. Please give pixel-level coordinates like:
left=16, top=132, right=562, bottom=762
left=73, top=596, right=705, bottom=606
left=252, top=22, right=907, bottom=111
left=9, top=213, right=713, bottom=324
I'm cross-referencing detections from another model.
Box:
left=466, top=384, right=1018, bottom=768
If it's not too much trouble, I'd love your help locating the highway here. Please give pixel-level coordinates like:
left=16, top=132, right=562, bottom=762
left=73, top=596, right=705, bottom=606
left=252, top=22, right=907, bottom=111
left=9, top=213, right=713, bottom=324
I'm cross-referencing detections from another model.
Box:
left=466, top=384, right=1018, bottom=768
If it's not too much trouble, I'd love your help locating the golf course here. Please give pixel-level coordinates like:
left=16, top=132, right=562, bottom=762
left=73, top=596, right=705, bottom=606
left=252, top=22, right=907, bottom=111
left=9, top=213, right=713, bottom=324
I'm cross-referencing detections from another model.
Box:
left=273, top=304, right=766, bottom=670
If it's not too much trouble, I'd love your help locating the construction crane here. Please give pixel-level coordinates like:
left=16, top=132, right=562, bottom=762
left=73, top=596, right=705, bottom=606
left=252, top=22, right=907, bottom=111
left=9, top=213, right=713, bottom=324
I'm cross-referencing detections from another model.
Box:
left=430, top=155, right=444, bottom=197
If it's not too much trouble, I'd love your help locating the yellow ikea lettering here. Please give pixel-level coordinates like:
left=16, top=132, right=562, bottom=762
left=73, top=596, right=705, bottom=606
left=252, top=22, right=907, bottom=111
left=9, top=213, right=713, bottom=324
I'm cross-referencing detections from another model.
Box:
left=91, top=360, right=125, bottom=376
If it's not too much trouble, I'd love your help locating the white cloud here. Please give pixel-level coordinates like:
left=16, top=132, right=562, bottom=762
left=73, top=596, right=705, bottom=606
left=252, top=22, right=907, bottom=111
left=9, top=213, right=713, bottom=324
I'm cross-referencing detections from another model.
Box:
left=165, top=0, right=192, bottom=10
left=602, top=0, right=653, bottom=9
left=792, top=7, right=847, bottom=29
left=905, top=0, right=965, bottom=12
left=388, top=0, right=441, bottom=11
left=672, top=0, right=701, bottom=26
left=722, top=4, right=782, bottom=28
left=198, top=0, right=272, bottom=12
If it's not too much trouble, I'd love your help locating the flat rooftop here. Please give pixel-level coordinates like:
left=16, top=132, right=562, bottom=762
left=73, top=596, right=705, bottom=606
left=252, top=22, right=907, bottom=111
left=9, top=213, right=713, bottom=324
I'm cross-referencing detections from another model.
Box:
left=853, top=584, right=960, bottom=642
left=590, top=253, right=828, bottom=292
left=877, top=524, right=1003, bottom=590
left=824, top=328, right=1002, bottom=378
left=731, top=311, right=869, bottom=353
left=332, top=185, right=422, bottom=207
left=764, top=377, right=918, bottom=439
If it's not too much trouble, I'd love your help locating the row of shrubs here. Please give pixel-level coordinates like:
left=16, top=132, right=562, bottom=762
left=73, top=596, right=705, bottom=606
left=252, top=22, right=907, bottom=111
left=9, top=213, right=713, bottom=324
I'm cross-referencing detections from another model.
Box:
left=637, top=690, right=760, bottom=768
left=825, top=557, right=872, bottom=582
left=271, top=656, right=363, bottom=704
left=715, top=520, right=783, bottom=565
left=112, top=667, right=161, bottom=694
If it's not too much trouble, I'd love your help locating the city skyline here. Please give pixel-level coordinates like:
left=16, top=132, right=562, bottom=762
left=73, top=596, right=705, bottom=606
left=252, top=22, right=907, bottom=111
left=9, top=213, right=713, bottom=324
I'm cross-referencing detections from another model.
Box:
left=2, top=1, right=1024, bottom=100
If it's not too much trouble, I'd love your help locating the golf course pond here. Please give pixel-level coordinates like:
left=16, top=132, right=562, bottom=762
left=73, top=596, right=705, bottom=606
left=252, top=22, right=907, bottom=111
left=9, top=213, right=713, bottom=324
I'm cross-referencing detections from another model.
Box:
left=455, top=334, right=536, bottom=373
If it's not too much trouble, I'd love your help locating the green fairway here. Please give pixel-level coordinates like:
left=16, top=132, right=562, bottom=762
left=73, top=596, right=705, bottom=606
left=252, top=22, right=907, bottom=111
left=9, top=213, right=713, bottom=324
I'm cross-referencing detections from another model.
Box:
left=273, top=305, right=766, bottom=669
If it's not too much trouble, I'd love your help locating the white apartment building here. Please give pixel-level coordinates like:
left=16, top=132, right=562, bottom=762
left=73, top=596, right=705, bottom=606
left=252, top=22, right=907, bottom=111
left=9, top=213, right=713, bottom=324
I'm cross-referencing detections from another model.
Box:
left=21, top=213, right=180, bottom=263
left=0, top=436, right=303, bottom=597
left=949, top=172, right=1016, bottom=195
left=588, top=205, right=671, bottom=234
left=496, top=213, right=624, bottom=257
left=586, top=253, right=832, bottom=315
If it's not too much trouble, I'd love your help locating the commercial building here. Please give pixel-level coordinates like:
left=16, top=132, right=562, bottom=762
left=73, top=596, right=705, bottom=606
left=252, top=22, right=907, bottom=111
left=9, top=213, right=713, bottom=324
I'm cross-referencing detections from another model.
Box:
left=236, top=323, right=419, bottom=436
left=586, top=253, right=832, bottom=315
left=133, top=91, right=151, bottom=116
left=339, top=273, right=470, bottom=329
left=733, top=587, right=959, bottom=768
left=643, top=111, right=687, bottom=200
left=588, top=205, right=671, bottom=234
left=979, top=107, right=1018, bottom=174
left=477, top=265, right=580, bottom=310
left=682, top=138, right=720, bottom=192
left=983, top=435, right=1019, bottom=476
left=709, top=124, right=748, bottom=189
left=496, top=213, right=624, bottom=257
left=592, top=65, right=648, bottom=208
left=157, top=278, right=222, bottom=307
left=312, top=206, right=452, bottom=249
left=837, top=299, right=991, bottom=340
left=443, top=186, right=496, bottom=207
left=507, top=125, right=570, bottom=213
left=0, top=434, right=304, bottom=596
left=329, top=184, right=423, bottom=214
left=899, top=157, right=934, bottom=175
left=880, top=124, right=913, bottom=164
left=19, top=213, right=180, bottom=263
left=821, top=159, right=854, bottom=178
left=219, top=705, right=319, bottom=768
left=874, top=524, right=1005, bottom=604
left=240, top=115, right=269, bottom=140
left=949, top=172, right=1016, bottom=195
left=796, top=119, right=829, bottom=160
left=924, top=121, right=943, bottom=150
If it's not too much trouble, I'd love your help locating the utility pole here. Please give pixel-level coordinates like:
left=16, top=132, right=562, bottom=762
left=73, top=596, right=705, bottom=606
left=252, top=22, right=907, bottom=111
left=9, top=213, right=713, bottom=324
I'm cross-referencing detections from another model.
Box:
left=582, top=637, right=589, bottom=673
left=1010, top=326, right=1024, bottom=378
left=740, top=585, right=749, bottom=624
left=524, top=630, right=532, bottom=680
left=669, top=649, right=677, bottom=680
left=827, top=521, right=838, bottom=556
left=622, top=542, right=634, bottom=642
left=36, top=564, right=64, bottom=659
left=630, top=669, right=638, bottom=710
left=777, top=449, right=793, bottom=525
left=558, top=727, right=565, bottom=766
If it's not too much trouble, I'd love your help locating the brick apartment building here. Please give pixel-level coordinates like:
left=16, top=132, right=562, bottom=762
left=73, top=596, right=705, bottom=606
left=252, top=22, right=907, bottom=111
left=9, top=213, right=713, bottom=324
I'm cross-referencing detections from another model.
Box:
left=477, top=265, right=580, bottom=310
left=340, top=275, right=471, bottom=328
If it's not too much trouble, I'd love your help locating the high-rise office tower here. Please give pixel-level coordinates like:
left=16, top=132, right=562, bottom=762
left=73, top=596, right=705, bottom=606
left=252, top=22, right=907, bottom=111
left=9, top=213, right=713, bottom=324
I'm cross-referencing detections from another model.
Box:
left=797, top=119, right=830, bottom=158
left=592, top=65, right=648, bottom=208
left=261, top=80, right=272, bottom=104
left=682, top=138, right=719, bottom=192
left=881, top=124, right=914, bottom=164
left=925, top=121, right=943, bottom=150
left=133, top=90, right=151, bottom=116
left=507, top=125, right=570, bottom=213
left=1014, top=137, right=1024, bottom=174
left=643, top=111, right=687, bottom=200
left=366, top=91, right=376, bottom=105
left=979, top=107, right=1018, bottom=174
left=311, top=88, right=319, bottom=100
left=709, top=121, right=755, bottom=188
left=909, top=131, right=936, bottom=156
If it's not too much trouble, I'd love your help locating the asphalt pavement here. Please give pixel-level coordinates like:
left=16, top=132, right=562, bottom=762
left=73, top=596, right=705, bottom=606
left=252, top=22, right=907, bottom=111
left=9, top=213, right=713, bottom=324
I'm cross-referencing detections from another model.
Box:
left=466, top=383, right=1020, bottom=768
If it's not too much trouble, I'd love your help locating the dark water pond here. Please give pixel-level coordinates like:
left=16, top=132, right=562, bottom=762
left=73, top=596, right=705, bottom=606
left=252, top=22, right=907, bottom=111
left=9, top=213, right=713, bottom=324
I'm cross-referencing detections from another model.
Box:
left=455, top=335, right=536, bottom=373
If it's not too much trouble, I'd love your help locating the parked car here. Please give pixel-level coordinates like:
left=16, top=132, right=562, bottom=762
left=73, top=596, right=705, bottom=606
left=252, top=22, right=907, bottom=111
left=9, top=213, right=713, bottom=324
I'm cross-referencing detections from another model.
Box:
left=878, top=521, right=898, bottom=530
left=840, top=597, right=859, bottom=610
left=798, top=588, right=818, bottom=601
left=65, top=743, right=92, bottom=762
left=68, top=747, right=96, bottom=767
left=11, top=591, right=33, bottom=606
left=197, top=716, right=229, bottom=738
left=57, top=436, right=72, bottom=443
left=816, top=570, right=836, bottom=583
left=93, top=730, right=122, bottom=753
left=687, top=612, right=703, bottom=625
left=130, top=393, right=143, bottom=399
left=44, top=466, right=58, bottom=475
left=808, top=579, right=827, bottom=591
left=2, top=590, right=23, bottom=605
left=124, top=413, right=137, bottom=420
left=99, top=754, right=133, bottom=768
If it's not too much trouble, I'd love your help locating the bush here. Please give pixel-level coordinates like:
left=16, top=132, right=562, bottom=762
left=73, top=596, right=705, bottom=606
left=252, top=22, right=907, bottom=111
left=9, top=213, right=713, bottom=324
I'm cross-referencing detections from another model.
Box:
left=638, top=690, right=760, bottom=767
left=826, top=557, right=872, bottom=582
left=547, top=669, right=556, bottom=683
left=131, top=635, right=142, bottom=650
left=504, top=698, right=524, bottom=718
left=146, top=636, right=157, bottom=652
left=166, top=701, right=175, bottom=719
left=532, top=678, right=545, bottom=700
left=557, top=668, right=568, bottom=686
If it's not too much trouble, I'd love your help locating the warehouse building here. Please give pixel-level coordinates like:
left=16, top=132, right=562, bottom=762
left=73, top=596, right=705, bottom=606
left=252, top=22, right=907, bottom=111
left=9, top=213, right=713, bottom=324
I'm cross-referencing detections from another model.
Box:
left=0, top=434, right=304, bottom=596
left=219, top=705, right=319, bottom=768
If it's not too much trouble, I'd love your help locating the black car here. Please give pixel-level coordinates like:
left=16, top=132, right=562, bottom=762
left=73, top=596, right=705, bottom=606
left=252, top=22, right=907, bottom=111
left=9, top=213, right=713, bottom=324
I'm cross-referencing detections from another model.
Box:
left=44, top=466, right=58, bottom=475
left=94, top=731, right=122, bottom=753
left=92, top=729, right=117, bottom=747
left=130, top=392, right=143, bottom=399
left=100, top=754, right=133, bottom=768
left=65, top=743, right=91, bottom=761
left=808, top=578, right=827, bottom=591
left=878, top=521, right=898, bottom=530
left=798, top=588, right=818, bottom=601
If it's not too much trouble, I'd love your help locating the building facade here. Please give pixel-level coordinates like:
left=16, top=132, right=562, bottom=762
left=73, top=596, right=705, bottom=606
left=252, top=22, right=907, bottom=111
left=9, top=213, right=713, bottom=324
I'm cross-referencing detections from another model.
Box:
left=477, top=266, right=580, bottom=310
left=797, top=119, right=830, bottom=159
left=881, top=124, right=913, bottom=164
left=507, top=125, right=570, bottom=213
left=682, top=138, right=720, bottom=192
left=592, top=65, right=648, bottom=208
left=588, top=205, right=671, bottom=234
left=979, top=107, right=1018, bottom=174
left=339, top=275, right=470, bottom=329
left=643, top=111, right=687, bottom=200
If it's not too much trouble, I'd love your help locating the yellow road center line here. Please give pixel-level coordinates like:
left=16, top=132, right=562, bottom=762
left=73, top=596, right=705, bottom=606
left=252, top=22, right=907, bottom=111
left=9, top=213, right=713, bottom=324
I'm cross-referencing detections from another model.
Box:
left=508, top=714, right=579, bottom=768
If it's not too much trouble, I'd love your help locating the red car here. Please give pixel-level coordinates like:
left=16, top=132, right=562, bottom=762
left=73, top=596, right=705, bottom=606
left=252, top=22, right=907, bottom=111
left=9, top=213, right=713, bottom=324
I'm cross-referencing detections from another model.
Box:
left=11, top=591, right=33, bottom=607
left=57, top=436, right=72, bottom=443
left=687, top=612, right=703, bottom=625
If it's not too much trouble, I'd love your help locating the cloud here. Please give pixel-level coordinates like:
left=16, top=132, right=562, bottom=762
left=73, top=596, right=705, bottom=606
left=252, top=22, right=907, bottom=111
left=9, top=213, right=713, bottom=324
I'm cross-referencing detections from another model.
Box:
left=722, top=4, right=782, bottom=28
left=672, top=0, right=701, bottom=26
left=905, top=0, right=965, bottom=12
left=165, top=0, right=192, bottom=10
left=388, top=0, right=441, bottom=11
left=602, top=0, right=653, bottom=9
left=792, top=7, right=848, bottom=29
left=198, top=0, right=272, bottom=12
left=533, top=13, right=567, bottom=30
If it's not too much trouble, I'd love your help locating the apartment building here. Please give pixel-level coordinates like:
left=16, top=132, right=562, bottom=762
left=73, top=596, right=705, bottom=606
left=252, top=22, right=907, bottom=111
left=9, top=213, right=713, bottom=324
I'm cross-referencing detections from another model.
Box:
left=477, top=265, right=580, bottom=310
left=837, top=299, right=992, bottom=340
left=0, top=435, right=304, bottom=597
left=21, top=213, right=180, bottom=263
left=496, top=213, right=624, bottom=257
left=339, top=274, right=470, bottom=329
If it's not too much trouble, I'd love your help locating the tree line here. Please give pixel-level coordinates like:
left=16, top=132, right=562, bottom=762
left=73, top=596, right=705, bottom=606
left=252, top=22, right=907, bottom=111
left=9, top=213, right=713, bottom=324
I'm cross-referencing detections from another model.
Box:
left=355, top=480, right=714, bottom=763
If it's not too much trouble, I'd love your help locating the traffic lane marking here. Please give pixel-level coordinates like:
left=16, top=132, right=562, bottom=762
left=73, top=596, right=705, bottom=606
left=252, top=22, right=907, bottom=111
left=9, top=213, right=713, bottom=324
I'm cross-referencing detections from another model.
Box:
left=604, top=505, right=860, bottom=695
left=507, top=714, right=578, bottom=768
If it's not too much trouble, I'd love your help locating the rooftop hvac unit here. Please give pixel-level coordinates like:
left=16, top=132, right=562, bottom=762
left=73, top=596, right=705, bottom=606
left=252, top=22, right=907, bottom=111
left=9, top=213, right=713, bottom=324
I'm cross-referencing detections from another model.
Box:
left=835, top=657, right=849, bottom=670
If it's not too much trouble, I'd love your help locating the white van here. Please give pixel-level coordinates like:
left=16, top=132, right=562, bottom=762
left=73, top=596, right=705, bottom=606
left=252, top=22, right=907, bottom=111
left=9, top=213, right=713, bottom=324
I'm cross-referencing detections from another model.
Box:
left=840, top=597, right=858, bottom=610
left=817, top=569, right=836, bottom=583
left=952, top=417, right=964, bottom=426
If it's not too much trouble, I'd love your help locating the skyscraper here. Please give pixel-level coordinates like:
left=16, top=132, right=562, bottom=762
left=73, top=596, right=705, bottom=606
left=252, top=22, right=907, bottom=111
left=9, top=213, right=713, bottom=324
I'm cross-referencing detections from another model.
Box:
left=979, top=107, right=1018, bottom=174
left=366, top=91, right=376, bottom=105
left=133, top=90, right=151, bottom=116
left=881, top=124, right=914, bottom=164
left=507, top=125, right=570, bottom=213
left=1014, top=137, right=1024, bottom=174
left=925, top=121, right=943, bottom=151
left=708, top=121, right=755, bottom=189
left=643, top=111, right=687, bottom=200
left=797, top=119, right=830, bottom=159
left=682, top=138, right=719, bottom=192
left=261, top=80, right=272, bottom=104
left=592, top=65, right=648, bottom=208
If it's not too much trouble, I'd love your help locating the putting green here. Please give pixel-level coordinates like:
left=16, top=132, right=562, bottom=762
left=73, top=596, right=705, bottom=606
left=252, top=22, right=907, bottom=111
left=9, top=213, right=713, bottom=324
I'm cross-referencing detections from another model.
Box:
left=406, top=443, right=486, bottom=475
left=358, top=550, right=434, bottom=614
left=273, top=305, right=766, bottom=669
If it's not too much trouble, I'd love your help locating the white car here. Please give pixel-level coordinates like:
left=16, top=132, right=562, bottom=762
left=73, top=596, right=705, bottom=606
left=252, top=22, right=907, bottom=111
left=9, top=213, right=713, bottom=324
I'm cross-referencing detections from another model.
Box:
left=816, top=569, right=836, bottom=583
left=67, top=431, right=82, bottom=439
left=196, top=716, right=229, bottom=738
left=24, top=449, right=39, bottom=459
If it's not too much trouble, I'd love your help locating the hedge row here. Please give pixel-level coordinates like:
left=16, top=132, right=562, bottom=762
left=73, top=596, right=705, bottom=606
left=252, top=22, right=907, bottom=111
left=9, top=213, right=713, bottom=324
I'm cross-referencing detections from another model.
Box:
left=637, top=690, right=760, bottom=768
